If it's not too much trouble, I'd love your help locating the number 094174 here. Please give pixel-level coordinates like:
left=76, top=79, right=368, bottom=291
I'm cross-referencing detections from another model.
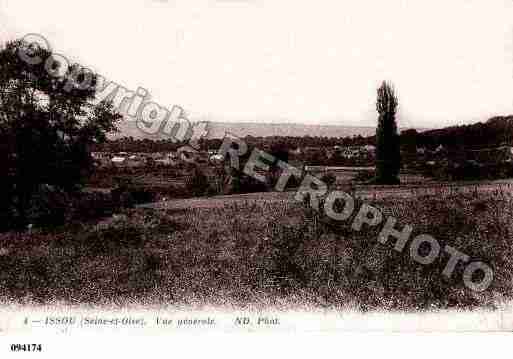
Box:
left=10, top=344, right=42, bottom=352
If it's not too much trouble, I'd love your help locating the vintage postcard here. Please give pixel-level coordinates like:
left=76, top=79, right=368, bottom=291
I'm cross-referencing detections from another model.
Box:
left=1, top=0, right=513, bottom=356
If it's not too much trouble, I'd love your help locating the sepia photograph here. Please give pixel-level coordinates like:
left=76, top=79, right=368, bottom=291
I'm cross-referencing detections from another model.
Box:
left=1, top=0, right=513, bottom=354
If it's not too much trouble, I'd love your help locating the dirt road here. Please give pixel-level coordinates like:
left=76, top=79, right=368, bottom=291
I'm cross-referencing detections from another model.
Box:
left=138, top=179, right=513, bottom=211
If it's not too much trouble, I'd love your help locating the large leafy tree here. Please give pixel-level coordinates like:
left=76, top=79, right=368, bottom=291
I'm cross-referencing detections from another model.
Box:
left=0, top=39, right=121, bottom=229
left=375, top=81, right=401, bottom=184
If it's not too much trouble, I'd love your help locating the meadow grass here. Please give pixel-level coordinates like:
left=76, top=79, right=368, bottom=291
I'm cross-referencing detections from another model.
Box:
left=0, top=190, right=512, bottom=311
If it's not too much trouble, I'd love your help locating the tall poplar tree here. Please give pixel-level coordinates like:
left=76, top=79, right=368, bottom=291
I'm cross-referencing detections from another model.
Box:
left=375, top=81, right=401, bottom=184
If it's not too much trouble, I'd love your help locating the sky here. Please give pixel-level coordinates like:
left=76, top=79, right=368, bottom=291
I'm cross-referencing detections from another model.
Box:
left=1, top=0, right=513, bottom=129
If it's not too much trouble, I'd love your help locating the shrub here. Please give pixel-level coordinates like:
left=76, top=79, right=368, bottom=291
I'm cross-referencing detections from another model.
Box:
left=111, top=186, right=156, bottom=208
left=26, top=185, right=72, bottom=228
left=229, top=170, right=268, bottom=194
left=72, top=191, right=119, bottom=221
left=185, top=168, right=211, bottom=197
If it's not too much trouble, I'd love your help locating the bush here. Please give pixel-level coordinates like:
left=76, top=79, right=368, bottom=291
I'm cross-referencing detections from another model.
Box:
left=0, top=187, right=127, bottom=232
left=229, top=170, right=268, bottom=194
left=185, top=168, right=211, bottom=197
left=111, top=186, right=156, bottom=208
left=72, top=191, right=120, bottom=221
left=422, top=160, right=513, bottom=182
left=26, top=185, right=73, bottom=228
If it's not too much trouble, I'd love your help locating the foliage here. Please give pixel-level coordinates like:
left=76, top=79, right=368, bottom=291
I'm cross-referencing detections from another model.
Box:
left=229, top=168, right=269, bottom=194
left=0, top=39, right=121, bottom=229
left=418, top=116, right=513, bottom=150
left=424, top=160, right=513, bottom=182
left=185, top=167, right=211, bottom=197
left=375, top=81, right=401, bottom=184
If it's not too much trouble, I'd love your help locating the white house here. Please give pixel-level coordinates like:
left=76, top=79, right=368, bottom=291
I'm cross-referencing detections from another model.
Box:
left=111, top=156, right=126, bottom=165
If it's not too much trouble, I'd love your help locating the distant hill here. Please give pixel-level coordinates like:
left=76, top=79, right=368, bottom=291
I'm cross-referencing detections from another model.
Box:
left=205, top=122, right=379, bottom=138
left=114, top=120, right=426, bottom=139
left=417, top=115, right=513, bottom=149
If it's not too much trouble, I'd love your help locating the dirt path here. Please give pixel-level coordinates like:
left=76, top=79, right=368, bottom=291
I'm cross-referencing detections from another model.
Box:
left=138, top=191, right=293, bottom=210
left=138, top=179, right=513, bottom=211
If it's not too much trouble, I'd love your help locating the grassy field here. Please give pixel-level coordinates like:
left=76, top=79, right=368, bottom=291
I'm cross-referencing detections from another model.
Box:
left=1, top=188, right=512, bottom=311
